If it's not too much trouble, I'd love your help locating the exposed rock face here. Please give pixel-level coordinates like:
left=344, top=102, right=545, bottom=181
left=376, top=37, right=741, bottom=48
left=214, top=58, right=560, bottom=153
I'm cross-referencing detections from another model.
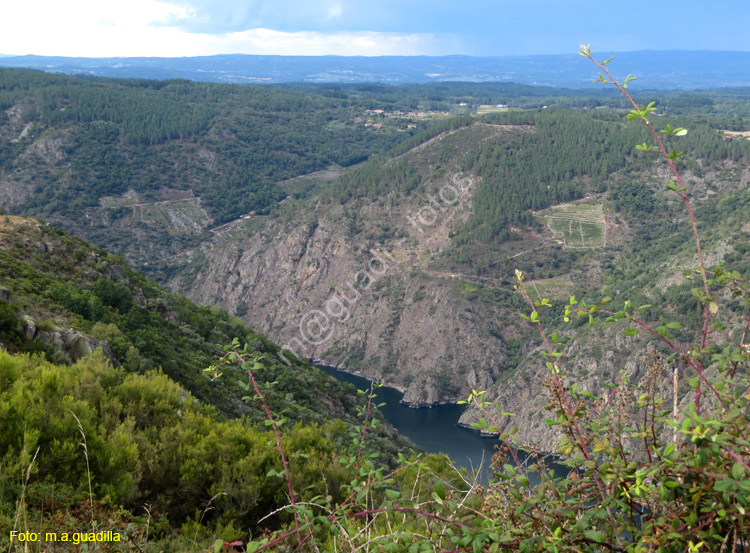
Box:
left=30, top=322, right=119, bottom=366
left=168, top=159, right=512, bottom=406
left=40, top=328, right=118, bottom=365
left=104, top=264, right=129, bottom=284
left=17, top=313, right=119, bottom=366
left=457, top=328, right=685, bottom=453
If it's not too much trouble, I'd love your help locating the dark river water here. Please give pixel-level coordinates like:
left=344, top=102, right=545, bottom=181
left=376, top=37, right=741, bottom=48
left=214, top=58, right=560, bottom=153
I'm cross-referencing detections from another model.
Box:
left=319, top=366, right=560, bottom=484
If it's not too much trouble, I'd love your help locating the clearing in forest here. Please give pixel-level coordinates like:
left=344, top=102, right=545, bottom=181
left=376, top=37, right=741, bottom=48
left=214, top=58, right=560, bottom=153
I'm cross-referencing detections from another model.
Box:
left=525, top=274, right=575, bottom=302
left=476, top=105, right=509, bottom=114
left=540, top=201, right=605, bottom=248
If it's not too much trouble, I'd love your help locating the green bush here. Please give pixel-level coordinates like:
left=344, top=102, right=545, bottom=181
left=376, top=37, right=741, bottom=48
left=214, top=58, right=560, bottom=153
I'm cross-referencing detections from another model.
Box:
left=0, top=350, right=353, bottom=538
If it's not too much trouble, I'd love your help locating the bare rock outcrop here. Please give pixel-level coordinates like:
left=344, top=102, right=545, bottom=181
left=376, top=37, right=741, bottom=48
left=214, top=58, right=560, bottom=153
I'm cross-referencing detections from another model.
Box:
left=17, top=314, right=120, bottom=366
left=37, top=327, right=119, bottom=365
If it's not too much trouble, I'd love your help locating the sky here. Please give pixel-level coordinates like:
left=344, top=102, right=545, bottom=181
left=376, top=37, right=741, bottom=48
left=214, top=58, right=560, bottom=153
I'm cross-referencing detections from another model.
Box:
left=1, top=0, right=749, bottom=58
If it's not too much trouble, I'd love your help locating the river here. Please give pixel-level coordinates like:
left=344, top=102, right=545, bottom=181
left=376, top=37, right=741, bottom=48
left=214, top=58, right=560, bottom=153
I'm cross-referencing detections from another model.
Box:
left=319, top=365, right=561, bottom=485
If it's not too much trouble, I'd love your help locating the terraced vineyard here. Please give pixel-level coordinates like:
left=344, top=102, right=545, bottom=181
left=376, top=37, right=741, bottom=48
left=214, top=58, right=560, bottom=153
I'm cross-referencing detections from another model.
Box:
left=540, top=200, right=606, bottom=248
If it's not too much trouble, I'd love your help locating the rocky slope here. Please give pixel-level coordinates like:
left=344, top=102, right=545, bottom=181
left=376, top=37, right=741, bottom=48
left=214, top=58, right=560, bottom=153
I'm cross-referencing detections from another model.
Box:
left=167, top=124, right=517, bottom=405
left=4, top=68, right=749, bottom=450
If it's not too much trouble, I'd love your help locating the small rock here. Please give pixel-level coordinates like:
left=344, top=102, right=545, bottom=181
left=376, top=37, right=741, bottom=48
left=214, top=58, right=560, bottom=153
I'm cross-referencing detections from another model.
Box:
left=105, top=265, right=129, bottom=284
left=21, top=315, right=37, bottom=341
left=0, top=287, right=10, bottom=303
left=134, top=288, right=147, bottom=306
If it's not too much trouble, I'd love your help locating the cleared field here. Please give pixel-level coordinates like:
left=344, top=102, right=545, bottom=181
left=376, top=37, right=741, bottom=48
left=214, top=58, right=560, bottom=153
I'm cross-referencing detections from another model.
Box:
left=278, top=165, right=348, bottom=197
left=541, top=201, right=605, bottom=248
left=476, top=105, right=509, bottom=114
left=525, top=274, right=575, bottom=302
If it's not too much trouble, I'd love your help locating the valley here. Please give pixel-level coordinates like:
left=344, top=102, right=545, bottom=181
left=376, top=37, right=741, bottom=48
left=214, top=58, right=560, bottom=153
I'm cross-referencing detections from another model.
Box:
left=2, top=68, right=750, bottom=438
left=0, top=51, right=749, bottom=550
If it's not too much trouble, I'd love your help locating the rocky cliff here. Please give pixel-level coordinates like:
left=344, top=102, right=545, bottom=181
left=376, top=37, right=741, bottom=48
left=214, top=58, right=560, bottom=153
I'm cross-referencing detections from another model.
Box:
left=167, top=124, right=527, bottom=405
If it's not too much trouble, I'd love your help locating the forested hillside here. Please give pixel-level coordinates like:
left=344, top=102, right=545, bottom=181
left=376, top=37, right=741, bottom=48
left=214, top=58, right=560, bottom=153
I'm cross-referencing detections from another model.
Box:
left=0, top=69, right=419, bottom=264
left=0, top=214, right=428, bottom=549
left=0, top=215, right=421, bottom=435
left=329, top=108, right=748, bottom=242
left=2, top=68, right=749, bottom=269
left=1, top=56, right=749, bottom=551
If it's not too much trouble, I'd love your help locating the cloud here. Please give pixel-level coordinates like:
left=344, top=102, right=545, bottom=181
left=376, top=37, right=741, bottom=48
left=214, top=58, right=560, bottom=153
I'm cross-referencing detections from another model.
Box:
left=1, top=0, right=746, bottom=58
left=325, top=4, right=343, bottom=21
left=0, top=0, right=463, bottom=57
left=149, top=0, right=357, bottom=34
left=207, top=28, right=463, bottom=56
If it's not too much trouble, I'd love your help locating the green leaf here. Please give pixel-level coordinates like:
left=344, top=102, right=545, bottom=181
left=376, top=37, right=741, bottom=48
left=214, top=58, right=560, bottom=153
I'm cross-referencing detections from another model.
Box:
left=519, top=537, right=538, bottom=553
left=714, top=479, right=738, bottom=492
left=733, top=463, right=745, bottom=480
left=624, top=327, right=640, bottom=336
left=584, top=530, right=606, bottom=544
left=435, top=480, right=446, bottom=500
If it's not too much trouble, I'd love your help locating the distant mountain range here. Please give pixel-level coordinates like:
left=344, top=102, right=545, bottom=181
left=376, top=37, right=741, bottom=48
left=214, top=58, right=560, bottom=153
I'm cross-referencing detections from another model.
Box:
left=1, top=50, right=749, bottom=89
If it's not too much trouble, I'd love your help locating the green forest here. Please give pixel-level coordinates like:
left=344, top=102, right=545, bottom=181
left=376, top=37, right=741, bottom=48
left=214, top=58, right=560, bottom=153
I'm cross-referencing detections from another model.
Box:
left=2, top=68, right=750, bottom=272
left=0, top=68, right=417, bottom=226
left=326, top=107, right=750, bottom=271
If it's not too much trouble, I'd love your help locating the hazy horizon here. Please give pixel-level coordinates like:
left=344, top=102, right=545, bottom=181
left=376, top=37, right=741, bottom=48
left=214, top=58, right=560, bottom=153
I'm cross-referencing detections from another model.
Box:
left=3, top=48, right=750, bottom=60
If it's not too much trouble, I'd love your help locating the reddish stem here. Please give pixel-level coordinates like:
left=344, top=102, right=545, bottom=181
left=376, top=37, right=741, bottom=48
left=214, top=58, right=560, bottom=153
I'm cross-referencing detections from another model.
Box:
left=603, top=311, right=725, bottom=411
left=242, top=357, right=303, bottom=548
left=516, top=283, right=620, bottom=539
left=584, top=52, right=713, bottom=412
left=356, top=380, right=376, bottom=470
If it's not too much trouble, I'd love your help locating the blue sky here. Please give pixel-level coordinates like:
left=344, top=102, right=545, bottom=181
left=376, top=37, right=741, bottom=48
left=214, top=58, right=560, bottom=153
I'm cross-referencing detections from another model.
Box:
left=2, top=0, right=749, bottom=57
